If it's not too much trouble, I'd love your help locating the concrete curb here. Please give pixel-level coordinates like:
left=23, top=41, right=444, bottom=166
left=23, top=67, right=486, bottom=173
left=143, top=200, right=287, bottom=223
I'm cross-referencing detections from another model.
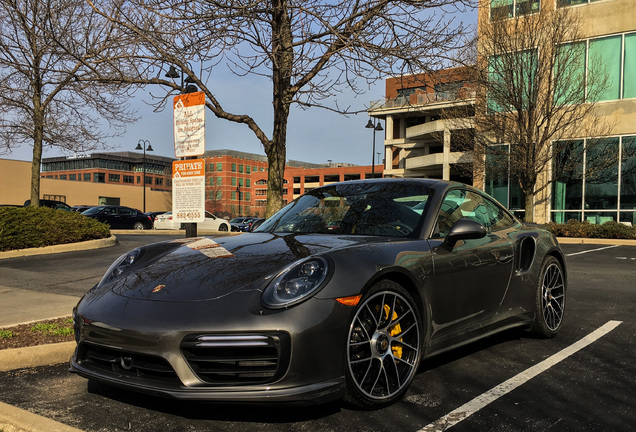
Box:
left=0, top=342, right=75, bottom=373
left=556, top=237, right=636, bottom=246
left=0, top=400, right=85, bottom=432
left=0, top=236, right=117, bottom=259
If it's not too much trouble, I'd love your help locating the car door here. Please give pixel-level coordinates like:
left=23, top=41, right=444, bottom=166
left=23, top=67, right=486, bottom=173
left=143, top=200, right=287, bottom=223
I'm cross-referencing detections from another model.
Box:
left=98, top=207, right=118, bottom=228
left=117, top=207, right=136, bottom=229
left=429, top=188, right=515, bottom=338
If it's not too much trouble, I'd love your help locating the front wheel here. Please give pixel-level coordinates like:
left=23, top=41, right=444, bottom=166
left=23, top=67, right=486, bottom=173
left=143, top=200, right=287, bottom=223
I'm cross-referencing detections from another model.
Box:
left=531, top=256, right=566, bottom=337
left=219, top=223, right=228, bottom=231
left=344, top=280, right=421, bottom=409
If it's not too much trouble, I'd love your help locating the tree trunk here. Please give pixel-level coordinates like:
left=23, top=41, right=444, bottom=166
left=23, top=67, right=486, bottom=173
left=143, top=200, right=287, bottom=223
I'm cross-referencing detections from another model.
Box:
left=29, top=101, right=45, bottom=207
left=265, top=0, right=293, bottom=218
left=524, top=192, right=534, bottom=224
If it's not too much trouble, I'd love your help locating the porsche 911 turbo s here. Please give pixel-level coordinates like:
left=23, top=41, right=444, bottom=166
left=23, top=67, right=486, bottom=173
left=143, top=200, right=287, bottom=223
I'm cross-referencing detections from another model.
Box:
left=70, top=178, right=566, bottom=408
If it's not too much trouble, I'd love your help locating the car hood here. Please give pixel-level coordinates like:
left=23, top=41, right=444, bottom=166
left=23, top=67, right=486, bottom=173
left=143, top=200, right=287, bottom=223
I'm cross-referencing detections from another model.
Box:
left=98, top=233, right=382, bottom=303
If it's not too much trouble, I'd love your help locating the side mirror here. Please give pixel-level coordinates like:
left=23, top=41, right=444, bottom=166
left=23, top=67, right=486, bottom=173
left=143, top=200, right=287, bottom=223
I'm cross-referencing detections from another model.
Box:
left=444, top=218, right=487, bottom=248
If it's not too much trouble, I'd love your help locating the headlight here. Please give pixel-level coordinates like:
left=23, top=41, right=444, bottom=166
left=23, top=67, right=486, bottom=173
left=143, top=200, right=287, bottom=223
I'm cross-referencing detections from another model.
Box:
left=261, top=257, right=330, bottom=309
left=98, top=248, right=143, bottom=286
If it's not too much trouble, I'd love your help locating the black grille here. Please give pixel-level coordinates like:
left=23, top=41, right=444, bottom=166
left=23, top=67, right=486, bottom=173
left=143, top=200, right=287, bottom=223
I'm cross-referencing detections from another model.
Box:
left=77, top=343, right=179, bottom=384
left=180, top=333, right=290, bottom=385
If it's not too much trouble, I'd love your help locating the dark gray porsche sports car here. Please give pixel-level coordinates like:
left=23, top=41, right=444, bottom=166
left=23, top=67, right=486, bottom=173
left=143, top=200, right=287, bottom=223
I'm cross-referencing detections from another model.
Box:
left=70, top=178, right=566, bottom=408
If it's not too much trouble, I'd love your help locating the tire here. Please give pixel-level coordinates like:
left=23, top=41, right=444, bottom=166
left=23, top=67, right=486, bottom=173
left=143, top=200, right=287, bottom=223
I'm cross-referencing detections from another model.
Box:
left=531, top=256, right=566, bottom=338
left=344, top=280, right=421, bottom=409
left=219, top=223, right=228, bottom=231
left=133, top=222, right=145, bottom=230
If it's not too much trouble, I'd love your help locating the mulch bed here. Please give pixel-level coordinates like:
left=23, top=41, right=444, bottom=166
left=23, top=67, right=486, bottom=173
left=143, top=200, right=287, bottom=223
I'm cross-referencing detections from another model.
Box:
left=0, top=317, right=75, bottom=350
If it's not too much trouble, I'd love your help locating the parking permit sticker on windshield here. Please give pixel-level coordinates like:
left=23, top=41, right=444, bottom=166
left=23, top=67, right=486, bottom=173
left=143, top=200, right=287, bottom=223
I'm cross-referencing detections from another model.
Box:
left=186, top=238, right=234, bottom=259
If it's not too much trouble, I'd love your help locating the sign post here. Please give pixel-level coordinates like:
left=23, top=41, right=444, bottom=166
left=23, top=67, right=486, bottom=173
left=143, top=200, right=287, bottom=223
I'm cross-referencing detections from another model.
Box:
left=172, top=91, right=206, bottom=237
left=172, top=159, right=206, bottom=230
left=173, top=91, right=206, bottom=158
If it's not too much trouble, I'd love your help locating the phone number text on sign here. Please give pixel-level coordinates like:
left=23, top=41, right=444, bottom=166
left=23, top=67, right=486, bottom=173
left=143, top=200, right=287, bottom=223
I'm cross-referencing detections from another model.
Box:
left=172, top=159, right=205, bottom=223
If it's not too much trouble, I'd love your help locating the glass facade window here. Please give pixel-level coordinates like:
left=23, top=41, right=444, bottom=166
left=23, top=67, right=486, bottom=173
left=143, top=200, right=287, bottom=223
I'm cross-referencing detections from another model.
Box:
left=485, top=145, right=526, bottom=212
left=145, top=176, right=152, bottom=185
left=216, top=191, right=223, bottom=200
left=124, top=175, right=134, bottom=184
left=83, top=173, right=91, bottom=181
left=94, top=173, right=105, bottom=183
left=108, top=174, right=120, bottom=182
left=624, top=34, right=636, bottom=99
left=491, top=0, right=539, bottom=20
left=585, top=138, right=619, bottom=210
left=557, top=32, right=636, bottom=104
left=620, top=136, right=636, bottom=210
left=216, top=163, right=223, bottom=172
left=552, top=140, right=584, bottom=222
left=231, top=191, right=237, bottom=200
left=239, top=164, right=244, bottom=173
left=588, top=36, right=621, bottom=102
left=551, top=136, right=636, bottom=224
left=231, top=178, right=236, bottom=186
left=217, top=177, right=222, bottom=186
left=231, top=163, right=237, bottom=172
left=558, top=0, right=603, bottom=6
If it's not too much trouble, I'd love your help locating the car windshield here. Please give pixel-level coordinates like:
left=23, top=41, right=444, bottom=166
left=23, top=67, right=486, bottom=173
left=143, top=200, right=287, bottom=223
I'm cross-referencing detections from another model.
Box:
left=255, top=181, right=431, bottom=237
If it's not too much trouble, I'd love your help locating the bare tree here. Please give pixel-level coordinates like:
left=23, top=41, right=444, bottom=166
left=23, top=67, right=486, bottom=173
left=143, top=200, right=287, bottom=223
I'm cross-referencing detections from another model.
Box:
left=467, top=3, right=614, bottom=222
left=0, top=0, right=137, bottom=206
left=85, top=0, right=474, bottom=217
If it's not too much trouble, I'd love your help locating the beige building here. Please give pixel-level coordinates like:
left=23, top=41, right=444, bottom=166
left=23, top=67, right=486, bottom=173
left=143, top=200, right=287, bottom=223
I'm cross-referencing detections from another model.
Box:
left=0, top=158, right=171, bottom=211
left=370, top=0, right=636, bottom=225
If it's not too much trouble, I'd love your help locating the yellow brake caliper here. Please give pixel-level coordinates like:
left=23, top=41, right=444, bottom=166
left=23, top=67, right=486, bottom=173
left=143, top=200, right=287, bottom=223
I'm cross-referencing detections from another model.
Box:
left=383, top=304, right=403, bottom=359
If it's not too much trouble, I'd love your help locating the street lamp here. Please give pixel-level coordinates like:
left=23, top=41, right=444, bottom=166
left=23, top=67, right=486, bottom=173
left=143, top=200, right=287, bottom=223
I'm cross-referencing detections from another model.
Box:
left=165, top=65, right=198, bottom=94
left=135, top=139, right=153, bottom=213
left=365, top=119, right=384, bottom=177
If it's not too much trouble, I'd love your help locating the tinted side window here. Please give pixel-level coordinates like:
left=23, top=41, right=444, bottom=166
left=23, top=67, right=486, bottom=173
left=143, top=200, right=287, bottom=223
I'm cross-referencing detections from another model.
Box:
left=435, top=189, right=515, bottom=237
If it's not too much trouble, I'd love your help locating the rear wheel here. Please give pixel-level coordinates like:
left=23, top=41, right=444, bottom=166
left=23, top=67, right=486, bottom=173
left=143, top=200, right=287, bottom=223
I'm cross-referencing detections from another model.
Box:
left=531, top=256, right=566, bottom=337
left=133, top=222, right=145, bottom=230
left=344, top=280, right=421, bottom=409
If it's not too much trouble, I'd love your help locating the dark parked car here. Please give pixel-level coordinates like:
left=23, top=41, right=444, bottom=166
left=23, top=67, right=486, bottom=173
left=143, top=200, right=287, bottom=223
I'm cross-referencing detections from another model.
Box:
left=81, top=205, right=152, bottom=230
left=23, top=199, right=72, bottom=211
left=229, top=217, right=254, bottom=232
left=71, top=205, right=94, bottom=213
left=233, top=217, right=265, bottom=232
left=145, top=211, right=167, bottom=226
left=70, top=179, right=566, bottom=408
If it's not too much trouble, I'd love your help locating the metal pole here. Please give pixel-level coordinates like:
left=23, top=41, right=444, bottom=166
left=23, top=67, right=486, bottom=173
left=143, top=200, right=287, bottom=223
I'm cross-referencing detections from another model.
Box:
left=372, top=129, right=376, bottom=177
left=142, top=145, right=146, bottom=213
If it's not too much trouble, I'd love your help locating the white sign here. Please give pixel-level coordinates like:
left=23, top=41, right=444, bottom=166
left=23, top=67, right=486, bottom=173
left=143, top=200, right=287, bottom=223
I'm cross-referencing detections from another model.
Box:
left=172, top=159, right=205, bottom=223
left=173, top=91, right=205, bottom=158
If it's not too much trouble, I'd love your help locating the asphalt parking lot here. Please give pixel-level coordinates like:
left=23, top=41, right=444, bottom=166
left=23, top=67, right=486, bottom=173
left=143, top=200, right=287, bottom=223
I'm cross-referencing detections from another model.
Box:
left=0, top=237, right=634, bottom=432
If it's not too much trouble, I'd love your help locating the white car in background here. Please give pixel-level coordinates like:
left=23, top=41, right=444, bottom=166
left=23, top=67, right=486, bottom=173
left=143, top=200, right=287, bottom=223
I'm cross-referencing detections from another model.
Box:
left=154, top=211, right=230, bottom=231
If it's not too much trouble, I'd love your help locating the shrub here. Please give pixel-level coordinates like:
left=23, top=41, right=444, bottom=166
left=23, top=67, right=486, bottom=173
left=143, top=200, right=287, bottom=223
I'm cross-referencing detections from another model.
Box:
left=0, top=207, right=110, bottom=251
left=545, top=219, right=636, bottom=239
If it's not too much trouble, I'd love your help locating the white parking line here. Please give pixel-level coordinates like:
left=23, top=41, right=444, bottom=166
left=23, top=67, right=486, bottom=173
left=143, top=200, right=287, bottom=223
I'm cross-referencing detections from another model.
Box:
left=566, top=245, right=620, bottom=257
left=417, top=321, right=622, bottom=432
